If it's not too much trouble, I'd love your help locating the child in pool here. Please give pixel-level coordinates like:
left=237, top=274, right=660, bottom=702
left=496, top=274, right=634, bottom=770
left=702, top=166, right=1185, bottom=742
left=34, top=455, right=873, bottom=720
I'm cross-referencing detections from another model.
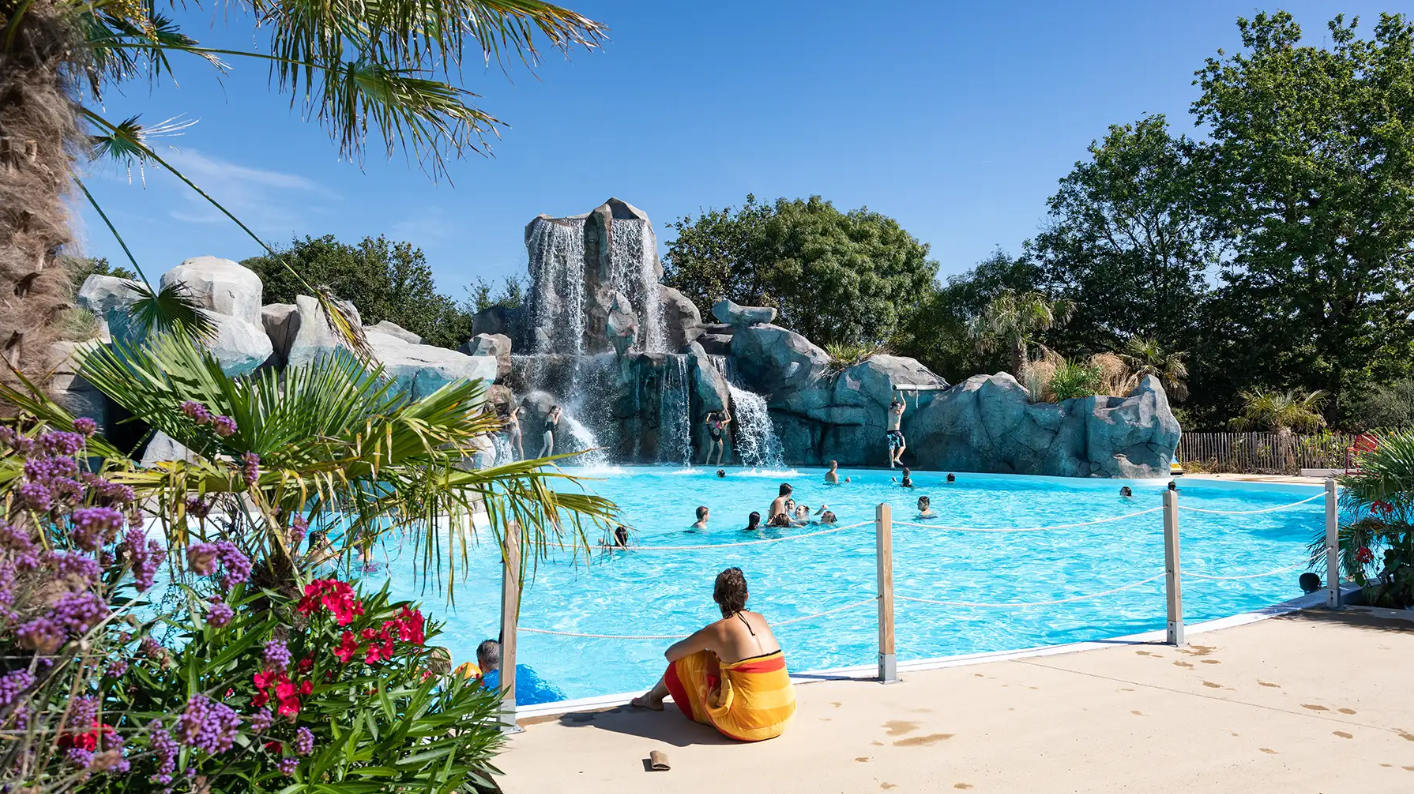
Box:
left=893, top=467, right=915, bottom=488
left=917, top=495, right=936, bottom=519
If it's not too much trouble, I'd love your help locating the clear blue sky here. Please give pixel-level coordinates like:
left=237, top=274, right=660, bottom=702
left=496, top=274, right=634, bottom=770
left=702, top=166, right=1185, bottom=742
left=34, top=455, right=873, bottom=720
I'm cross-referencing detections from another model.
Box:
left=77, top=1, right=1392, bottom=299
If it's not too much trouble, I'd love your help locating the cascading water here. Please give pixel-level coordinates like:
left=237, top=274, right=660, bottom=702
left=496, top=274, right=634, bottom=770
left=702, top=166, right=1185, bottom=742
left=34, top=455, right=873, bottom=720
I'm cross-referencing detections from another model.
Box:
left=726, top=383, right=786, bottom=470
left=560, top=413, right=610, bottom=469
left=657, top=354, right=693, bottom=468
left=609, top=218, right=665, bottom=353
left=526, top=219, right=587, bottom=354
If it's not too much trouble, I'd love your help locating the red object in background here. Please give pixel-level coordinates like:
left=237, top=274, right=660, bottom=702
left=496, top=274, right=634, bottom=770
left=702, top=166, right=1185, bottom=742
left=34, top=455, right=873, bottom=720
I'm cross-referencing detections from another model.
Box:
left=1346, top=433, right=1379, bottom=474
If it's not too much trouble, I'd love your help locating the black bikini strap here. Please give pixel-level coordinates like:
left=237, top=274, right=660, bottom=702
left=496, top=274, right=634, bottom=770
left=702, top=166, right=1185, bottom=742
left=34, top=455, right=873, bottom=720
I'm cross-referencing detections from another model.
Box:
left=734, top=611, right=756, bottom=636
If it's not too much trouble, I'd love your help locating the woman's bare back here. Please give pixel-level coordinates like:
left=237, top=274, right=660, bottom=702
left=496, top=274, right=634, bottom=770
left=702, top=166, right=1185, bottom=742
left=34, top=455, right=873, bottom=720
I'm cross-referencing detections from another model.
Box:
left=713, top=610, right=781, bottom=663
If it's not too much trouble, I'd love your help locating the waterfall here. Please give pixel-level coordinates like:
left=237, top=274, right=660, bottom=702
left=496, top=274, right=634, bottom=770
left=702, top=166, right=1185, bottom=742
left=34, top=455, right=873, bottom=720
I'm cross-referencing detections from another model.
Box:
left=526, top=218, right=587, bottom=354
left=609, top=219, right=665, bottom=353
left=560, top=413, right=610, bottom=469
left=726, top=383, right=785, bottom=470
left=657, top=354, right=693, bottom=467
left=492, top=433, right=512, bottom=465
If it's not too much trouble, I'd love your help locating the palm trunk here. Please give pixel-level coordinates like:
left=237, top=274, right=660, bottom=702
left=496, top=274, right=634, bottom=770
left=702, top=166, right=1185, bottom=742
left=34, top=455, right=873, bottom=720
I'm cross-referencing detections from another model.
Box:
left=1011, top=340, right=1028, bottom=380
left=0, top=1, right=82, bottom=388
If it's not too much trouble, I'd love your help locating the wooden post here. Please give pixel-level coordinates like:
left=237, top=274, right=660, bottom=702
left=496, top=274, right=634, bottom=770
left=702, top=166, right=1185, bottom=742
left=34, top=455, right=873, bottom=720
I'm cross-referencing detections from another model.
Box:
left=1325, top=478, right=1340, bottom=610
left=876, top=503, right=898, bottom=684
left=499, top=522, right=522, bottom=731
left=1163, top=490, right=1184, bottom=646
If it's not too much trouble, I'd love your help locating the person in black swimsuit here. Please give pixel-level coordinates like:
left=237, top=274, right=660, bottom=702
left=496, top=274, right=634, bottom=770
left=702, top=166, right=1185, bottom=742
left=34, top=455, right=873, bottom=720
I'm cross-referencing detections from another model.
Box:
left=538, top=406, right=561, bottom=458
left=703, top=408, right=732, bottom=467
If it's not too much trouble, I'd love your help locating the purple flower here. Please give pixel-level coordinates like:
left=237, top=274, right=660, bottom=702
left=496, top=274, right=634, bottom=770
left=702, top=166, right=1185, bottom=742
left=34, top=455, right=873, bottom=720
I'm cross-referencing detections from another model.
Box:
left=9, top=436, right=34, bottom=455
left=206, top=597, right=234, bottom=628
left=49, top=477, right=83, bottom=504
left=120, top=529, right=165, bottom=592
left=262, top=640, right=291, bottom=672
left=69, top=507, right=124, bottom=550
left=39, top=431, right=85, bottom=456
left=148, top=720, right=177, bottom=783
left=0, top=560, right=16, bottom=619
left=68, top=695, right=99, bottom=729
left=293, top=726, right=314, bottom=756
left=84, top=475, right=135, bottom=506
left=0, top=522, right=41, bottom=570
left=181, top=401, right=212, bottom=424
left=186, top=543, right=219, bottom=576
left=241, top=451, right=260, bottom=487
left=186, top=496, right=211, bottom=519
left=25, top=455, right=79, bottom=482
left=289, top=515, right=308, bottom=548
left=278, top=757, right=299, bottom=776
left=247, top=708, right=274, bottom=732
left=215, top=541, right=251, bottom=589
left=174, top=695, right=242, bottom=755
left=17, top=618, right=64, bottom=653
left=104, top=658, right=128, bottom=678
left=47, top=551, right=102, bottom=583
left=0, top=426, right=13, bottom=446
left=65, top=748, right=94, bottom=769
left=140, top=636, right=163, bottom=660
left=90, top=749, right=129, bottom=774
left=0, top=669, right=35, bottom=709
left=212, top=416, right=237, bottom=438
left=49, top=590, right=109, bottom=634
left=17, top=482, right=51, bottom=512
left=73, top=417, right=98, bottom=437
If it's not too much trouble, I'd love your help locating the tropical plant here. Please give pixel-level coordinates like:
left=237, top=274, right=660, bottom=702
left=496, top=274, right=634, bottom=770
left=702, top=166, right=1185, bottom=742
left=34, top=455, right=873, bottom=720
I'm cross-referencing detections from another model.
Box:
left=965, top=289, right=1074, bottom=379
left=1231, top=389, right=1328, bottom=434
left=1121, top=337, right=1189, bottom=401
left=1048, top=361, right=1104, bottom=402
left=824, top=342, right=887, bottom=373
left=0, top=0, right=606, bottom=381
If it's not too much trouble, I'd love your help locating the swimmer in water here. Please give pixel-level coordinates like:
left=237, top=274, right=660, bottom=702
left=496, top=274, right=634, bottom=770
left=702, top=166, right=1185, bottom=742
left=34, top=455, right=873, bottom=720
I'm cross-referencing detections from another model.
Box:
left=917, top=495, right=936, bottom=518
left=692, top=506, right=710, bottom=529
left=946, top=473, right=956, bottom=483
left=716, top=469, right=726, bottom=478
left=743, top=511, right=762, bottom=531
left=893, top=467, right=914, bottom=488
left=1119, top=486, right=1133, bottom=498
left=613, top=526, right=630, bottom=547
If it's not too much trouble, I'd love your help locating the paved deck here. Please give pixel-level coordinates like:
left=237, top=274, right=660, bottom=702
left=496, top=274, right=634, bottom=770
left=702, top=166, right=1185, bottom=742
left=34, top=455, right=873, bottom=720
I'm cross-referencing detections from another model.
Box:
left=498, top=607, right=1414, bottom=793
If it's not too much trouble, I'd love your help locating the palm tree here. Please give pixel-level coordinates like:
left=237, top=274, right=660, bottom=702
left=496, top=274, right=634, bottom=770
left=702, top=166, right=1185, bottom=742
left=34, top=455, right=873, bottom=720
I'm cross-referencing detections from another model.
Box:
left=1233, top=388, right=1328, bottom=473
left=966, top=290, right=1074, bottom=379
left=1121, top=337, right=1190, bottom=401
left=0, top=0, right=605, bottom=382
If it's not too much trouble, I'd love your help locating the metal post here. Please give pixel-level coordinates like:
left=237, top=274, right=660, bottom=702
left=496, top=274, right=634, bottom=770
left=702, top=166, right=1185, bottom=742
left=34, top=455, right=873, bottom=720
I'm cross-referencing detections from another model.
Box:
left=1162, top=490, right=1185, bottom=646
left=1325, top=478, right=1340, bottom=610
left=498, top=522, right=522, bottom=731
left=876, top=503, right=898, bottom=683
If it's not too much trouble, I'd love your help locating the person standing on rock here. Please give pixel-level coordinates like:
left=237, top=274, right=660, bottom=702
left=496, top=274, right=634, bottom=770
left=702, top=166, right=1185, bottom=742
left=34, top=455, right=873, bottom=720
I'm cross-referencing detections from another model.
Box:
left=703, top=408, right=732, bottom=467
left=506, top=405, right=525, bottom=461
left=886, top=394, right=907, bottom=468
left=538, top=406, right=562, bottom=459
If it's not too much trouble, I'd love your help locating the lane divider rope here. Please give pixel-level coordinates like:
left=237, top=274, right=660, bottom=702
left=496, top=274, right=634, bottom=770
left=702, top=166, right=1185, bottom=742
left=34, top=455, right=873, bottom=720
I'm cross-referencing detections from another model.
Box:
left=895, top=572, right=1166, bottom=608
left=1183, top=559, right=1314, bottom=581
left=517, top=596, right=880, bottom=640
left=592, top=520, right=872, bottom=551
left=1177, top=492, right=1325, bottom=515
left=892, top=507, right=1164, bottom=533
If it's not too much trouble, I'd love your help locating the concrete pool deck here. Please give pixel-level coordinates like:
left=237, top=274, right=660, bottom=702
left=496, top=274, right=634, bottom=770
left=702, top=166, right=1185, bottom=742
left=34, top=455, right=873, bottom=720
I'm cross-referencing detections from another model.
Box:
left=497, top=606, right=1414, bottom=793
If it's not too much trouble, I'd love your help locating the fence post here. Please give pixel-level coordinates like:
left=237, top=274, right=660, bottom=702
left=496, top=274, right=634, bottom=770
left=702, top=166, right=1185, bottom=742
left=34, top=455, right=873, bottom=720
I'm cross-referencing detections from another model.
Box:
left=1163, top=489, right=1185, bottom=646
left=875, top=503, right=898, bottom=684
left=499, top=522, right=522, bottom=731
left=1325, top=478, right=1340, bottom=610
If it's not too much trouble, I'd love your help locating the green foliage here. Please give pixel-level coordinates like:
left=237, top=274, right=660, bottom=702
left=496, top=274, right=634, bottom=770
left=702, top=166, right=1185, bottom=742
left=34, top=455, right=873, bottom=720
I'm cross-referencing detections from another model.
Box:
left=64, top=256, right=136, bottom=294
left=1121, top=338, right=1189, bottom=402
left=663, top=195, right=938, bottom=346
left=1029, top=115, right=1217, bottom=355
left=1322, top=429, right=1414, bottom=607
left=469, top=275, right=527, bottom=314
left=244, top=235, right=474, bottom=349
left=824, top=342, right=887, bottom=373
left=1232, top=389, right=1328, bottom=434
left=1048, top=361, right=1104, bottom=402
left=965, top=289, right=1074, bottom=379
left=1341, top=379, right=1414, bottom=432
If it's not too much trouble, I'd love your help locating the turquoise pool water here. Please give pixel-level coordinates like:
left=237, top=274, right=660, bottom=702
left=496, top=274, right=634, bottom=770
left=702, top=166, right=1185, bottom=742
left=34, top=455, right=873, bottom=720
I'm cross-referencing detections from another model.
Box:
left=369, top=467, right=1326, bottom=704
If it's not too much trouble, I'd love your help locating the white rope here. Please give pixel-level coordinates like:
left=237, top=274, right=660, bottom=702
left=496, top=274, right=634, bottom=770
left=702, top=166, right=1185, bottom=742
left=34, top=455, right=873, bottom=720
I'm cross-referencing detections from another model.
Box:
left=1184, top=559, right=1314, bottom=581
left=1178, top=492, right=1325, bottom=515
left=895, top=572, right=1166, bottom=608
left=593, top=520, right=872, bottom=551
left=892, top=507, right=1163, bottom=533
left=517, top=596, right=879, bottom=640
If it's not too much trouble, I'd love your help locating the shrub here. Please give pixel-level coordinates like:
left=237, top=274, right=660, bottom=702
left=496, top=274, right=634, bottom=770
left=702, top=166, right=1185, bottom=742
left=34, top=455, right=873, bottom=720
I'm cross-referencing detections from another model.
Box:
left=824, top=342, right=888, bottom=373
left=1049, top=362, right=1104, bottom=401
left=1318, top=428, right=1414, bottom=608
left=1341, top=378, right=1414, bottom=432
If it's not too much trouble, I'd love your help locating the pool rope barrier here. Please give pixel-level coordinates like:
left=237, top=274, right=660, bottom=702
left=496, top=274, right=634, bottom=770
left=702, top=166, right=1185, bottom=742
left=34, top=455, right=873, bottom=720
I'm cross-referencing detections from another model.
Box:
left=494, top=477, right=1345, bottom=726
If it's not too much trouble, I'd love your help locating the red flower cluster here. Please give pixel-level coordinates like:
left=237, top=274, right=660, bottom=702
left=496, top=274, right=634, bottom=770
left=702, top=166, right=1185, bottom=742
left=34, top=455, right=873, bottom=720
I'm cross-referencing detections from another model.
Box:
left=296, top=579, right=364, bottom=626
left=57, top=721, right=114, bottom=751
left=252, top=669, right=313, bottom=717
left=1356, top=546, right=1375, bottom=564
left=332, top=606, right=425, bottom=665
left=1372, top=501, right=1395, bottom=516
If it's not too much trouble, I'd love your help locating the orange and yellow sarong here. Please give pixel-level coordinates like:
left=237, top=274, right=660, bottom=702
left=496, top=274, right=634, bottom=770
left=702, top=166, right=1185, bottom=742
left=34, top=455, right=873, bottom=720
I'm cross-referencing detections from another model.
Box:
left=663, top=650, right=795, bottom=741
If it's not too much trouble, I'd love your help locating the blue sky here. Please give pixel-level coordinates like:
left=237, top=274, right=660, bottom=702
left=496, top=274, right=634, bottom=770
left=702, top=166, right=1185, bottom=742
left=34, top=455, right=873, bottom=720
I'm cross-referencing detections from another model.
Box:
left=77, top=1, right=1393, bottom=300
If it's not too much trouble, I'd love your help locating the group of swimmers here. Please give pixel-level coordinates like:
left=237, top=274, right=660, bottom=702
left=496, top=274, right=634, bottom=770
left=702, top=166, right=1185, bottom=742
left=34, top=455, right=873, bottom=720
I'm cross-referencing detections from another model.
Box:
left=500, top=404, right=563, bottom=461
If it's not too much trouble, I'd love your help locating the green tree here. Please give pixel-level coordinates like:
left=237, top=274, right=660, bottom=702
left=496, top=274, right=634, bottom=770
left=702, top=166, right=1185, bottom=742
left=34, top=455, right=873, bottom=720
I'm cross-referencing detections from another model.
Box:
left=966, top=289, right=1075, bottom=380
left=65, top=255, right=136, bottom=293
left=469, top=275, right=528, bottom=313
left=1121, top=337, right=1190, bottom=402
left=1028, top=114, right=1219, bottom=354
left=663, top=195, right=937, bottom=346
left=1193, top=12, right=1414, bottom=418
left=1232, top=389, right=1329, bottom=434
left=244, top=235, right=473, bottom=349
left=1, top=0, right=604, bottom=381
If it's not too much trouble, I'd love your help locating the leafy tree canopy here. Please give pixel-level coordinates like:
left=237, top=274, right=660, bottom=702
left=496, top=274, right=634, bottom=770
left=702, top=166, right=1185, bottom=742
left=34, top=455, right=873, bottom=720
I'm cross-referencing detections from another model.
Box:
left=243, top=236, right=472, bottom=349
left=65, top=255, right=136, bottom=294
left=664, top=195, right=938, bottom=346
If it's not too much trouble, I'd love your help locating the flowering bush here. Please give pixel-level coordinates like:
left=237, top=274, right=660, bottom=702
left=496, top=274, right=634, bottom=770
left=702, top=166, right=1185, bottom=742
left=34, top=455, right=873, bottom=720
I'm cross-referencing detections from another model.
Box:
left=1326, top=429, right=1414, bottom=608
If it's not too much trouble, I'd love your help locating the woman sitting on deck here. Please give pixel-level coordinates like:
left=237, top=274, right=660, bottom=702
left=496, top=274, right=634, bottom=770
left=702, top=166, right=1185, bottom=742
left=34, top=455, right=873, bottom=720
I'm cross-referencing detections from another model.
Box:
left=630, top=568, right=795, bottom=741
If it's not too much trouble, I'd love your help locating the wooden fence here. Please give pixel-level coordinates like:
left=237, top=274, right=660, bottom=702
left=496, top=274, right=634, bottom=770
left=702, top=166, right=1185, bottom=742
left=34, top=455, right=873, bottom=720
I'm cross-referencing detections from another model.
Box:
left=1177, top=432, right=1364, bottom=475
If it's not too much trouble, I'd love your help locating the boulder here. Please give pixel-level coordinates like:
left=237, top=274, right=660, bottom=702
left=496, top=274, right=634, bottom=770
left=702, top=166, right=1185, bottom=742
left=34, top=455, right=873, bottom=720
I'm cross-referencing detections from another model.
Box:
left=728, top=323, right=829, bottom=396
left=75, top=274, right=141, bottom=341
left=285, top=295, right=361, bottom=369
left=471, top=305, right=525, bottom=344
left=367, top=330, right=497, bottom=401
left=461, top=333, right=513, bottom=382
left=711, top=298, right=776, bottom=327
left=660, top=286, right=704, bottom=350
left=260, top=304, right=298, bottom=366
left=140, top=431, right=197, bottom=466
left=206, top=313, right=273, bottom=377
left=606, top=292, right=638, bottom=358
left=47, top=342, right=106, bottom=433
left=368, top=320, right=422, bottom=344
left=697, top=333, right=732, bottom=356
left=160, top=257, right=263, bottom=324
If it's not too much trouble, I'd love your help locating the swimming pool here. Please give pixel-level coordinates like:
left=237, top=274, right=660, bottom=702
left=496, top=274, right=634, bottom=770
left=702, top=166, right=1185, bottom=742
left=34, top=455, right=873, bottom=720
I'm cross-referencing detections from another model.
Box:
left=369, top=467, right=1326, bottom=704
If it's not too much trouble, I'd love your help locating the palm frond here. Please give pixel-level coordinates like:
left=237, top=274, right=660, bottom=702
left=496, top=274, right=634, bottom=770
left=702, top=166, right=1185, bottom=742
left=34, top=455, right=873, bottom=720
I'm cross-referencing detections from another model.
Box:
left=126, top=282, right=218, bottom=343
